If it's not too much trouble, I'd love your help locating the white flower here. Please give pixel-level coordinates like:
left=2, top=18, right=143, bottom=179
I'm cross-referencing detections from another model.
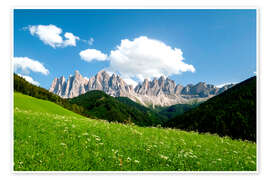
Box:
left=60, top=142, right=66, bottom=146
left=127, top=157, right=131, bottom=162
left=160, top=154, right=169, bottom=160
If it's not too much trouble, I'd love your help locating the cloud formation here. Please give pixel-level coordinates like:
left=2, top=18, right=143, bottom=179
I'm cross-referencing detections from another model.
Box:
left=88, top=38, right=94, bottom=45
left=28, top=24, right=79, bottom=48
left=107, top=36, right=195, bottom=83
left=13, top=57, right=49, bottom=75
left=18, top=74, right=40, bottom=86
left=122, top=78, right=138, bottom=87
left=79, top=49, right=108, bottom=62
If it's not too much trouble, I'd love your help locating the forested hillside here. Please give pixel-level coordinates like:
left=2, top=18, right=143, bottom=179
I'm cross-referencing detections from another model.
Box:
left=69, top=90, right=166, bottom=126
left=165, top=76, right=256, bottom=141
left=154, top=103, right=199, bottom=120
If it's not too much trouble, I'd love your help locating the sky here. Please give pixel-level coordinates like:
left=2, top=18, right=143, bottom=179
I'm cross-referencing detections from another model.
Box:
left=13, top=9, right=256, bottom=89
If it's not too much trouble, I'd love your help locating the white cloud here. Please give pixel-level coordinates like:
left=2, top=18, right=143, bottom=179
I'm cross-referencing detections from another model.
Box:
left=107, top=36, right=195, bottom=83
left=18, top=74, right=40, bottom=86
left=123, top=78, right=138, bottom=87
left=13, top=57, right=49, bottom=75
left=215, top=82, right=236, bottom=88
left=28, top=24, right=79, bottom=48
left=63, top=32, right=80, bottom=47
left=79, top=49, right=108, bottom=62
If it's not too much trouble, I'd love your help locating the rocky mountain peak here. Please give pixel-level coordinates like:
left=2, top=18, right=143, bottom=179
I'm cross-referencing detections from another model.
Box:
left=74, top=70, right=82, bottom=79
left=158, top=76, right=166, bottom=86
left=50, top=70, right=235, bottom=106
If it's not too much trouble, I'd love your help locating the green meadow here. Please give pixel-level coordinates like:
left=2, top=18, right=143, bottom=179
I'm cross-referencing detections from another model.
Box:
left=14, top=92, right=256, bottom=171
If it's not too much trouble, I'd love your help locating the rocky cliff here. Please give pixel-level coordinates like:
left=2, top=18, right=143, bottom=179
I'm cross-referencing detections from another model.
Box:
left=49, top=70, right=234, bottom=107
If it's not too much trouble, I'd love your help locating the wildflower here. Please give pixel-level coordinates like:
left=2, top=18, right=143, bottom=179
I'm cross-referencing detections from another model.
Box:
left=217, top=158, right=222, bottom=161
left=179, top=149, right=184, bottom=154
left=134, top=160, right=140, bottom=163
left=160, top=154, right=169, bottom=160
left=60, top=142, right=66, bottom=146
left=127, top=157, right=131, bottom=162
left=82, top=132, right=89, bottom=136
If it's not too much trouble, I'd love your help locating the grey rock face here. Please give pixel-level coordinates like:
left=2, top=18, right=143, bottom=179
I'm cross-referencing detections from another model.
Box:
left=50, top=70, right=133, bottom=99
left=49, top=70, right=234, bottom=107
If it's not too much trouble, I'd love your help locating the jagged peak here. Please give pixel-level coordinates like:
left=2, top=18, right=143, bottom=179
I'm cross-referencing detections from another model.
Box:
left=152, top=77, right=158, bottom=81
left=60, top=76, right=65, bottom=81
left=143, top=78, right=149, bottom=83
left=97, top=69, right=106, bottom=75
left=50, top=70, right=234, bottom=106
left=196, top=82, right=206, bottom=85
left=159, top=75, right=166, bottom=80
left=176, top=84, right=183, bottom=88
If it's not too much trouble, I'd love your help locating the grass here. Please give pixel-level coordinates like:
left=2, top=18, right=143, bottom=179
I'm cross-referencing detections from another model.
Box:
left=14, top=92, right=256, bottom=171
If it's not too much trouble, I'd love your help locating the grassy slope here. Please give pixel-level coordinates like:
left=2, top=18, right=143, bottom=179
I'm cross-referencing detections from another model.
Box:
left=14, top=92, right=256, bottom=171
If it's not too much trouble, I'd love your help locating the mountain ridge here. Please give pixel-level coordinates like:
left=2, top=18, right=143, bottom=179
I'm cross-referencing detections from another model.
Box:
left=49, top=70, right=234, bottom=107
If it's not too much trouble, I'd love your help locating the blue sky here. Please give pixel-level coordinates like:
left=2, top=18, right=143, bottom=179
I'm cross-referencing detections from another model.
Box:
left=14, top=9, right=256, bottom=89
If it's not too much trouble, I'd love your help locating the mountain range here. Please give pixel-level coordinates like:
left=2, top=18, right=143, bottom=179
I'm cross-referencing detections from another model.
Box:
left=49, top=70, right=234, bottom=107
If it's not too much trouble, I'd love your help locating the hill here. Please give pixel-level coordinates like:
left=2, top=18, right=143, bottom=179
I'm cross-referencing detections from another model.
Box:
left=14, top=73, right=85, bottom=116
left=165, top=76, right=256, bottom=141
left=69, top=90, right=166, bottom=126
left=14, top=92, right=256, bottom=171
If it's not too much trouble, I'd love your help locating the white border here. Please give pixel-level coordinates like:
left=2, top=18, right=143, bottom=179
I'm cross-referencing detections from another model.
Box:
left=11, top=7, right=259, bottom=175
left=3, top=0, right=266, bottom=177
